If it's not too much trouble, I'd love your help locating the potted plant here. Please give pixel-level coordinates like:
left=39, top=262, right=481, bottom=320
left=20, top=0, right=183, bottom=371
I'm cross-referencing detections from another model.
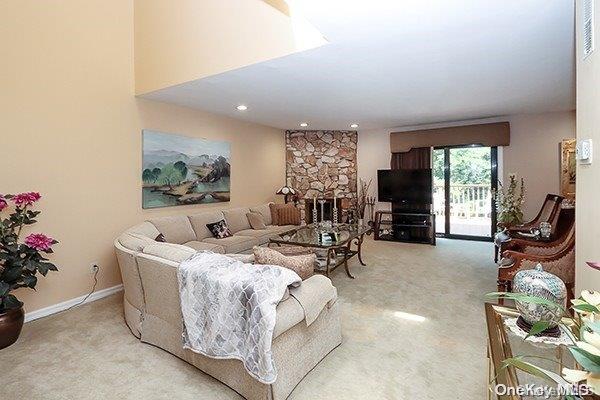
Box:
left=0, top=192, right=58, bottom=349
left=494, top=173, right=526, bottom=228
left=356, top=178, right=373, bottom=226
left=487, top=262, right=600, bottom=399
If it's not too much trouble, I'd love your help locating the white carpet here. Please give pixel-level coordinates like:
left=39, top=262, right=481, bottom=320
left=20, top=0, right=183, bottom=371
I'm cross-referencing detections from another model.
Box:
left=0, top=238, right=496, bottom=399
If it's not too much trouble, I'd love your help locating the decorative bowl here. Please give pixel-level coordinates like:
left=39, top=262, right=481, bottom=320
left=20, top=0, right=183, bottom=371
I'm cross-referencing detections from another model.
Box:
left=513, top=263, right=566, bottom=328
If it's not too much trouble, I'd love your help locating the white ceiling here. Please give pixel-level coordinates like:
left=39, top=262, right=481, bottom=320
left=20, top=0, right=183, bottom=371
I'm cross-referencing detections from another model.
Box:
left=143, top=0, right=575, bottom=131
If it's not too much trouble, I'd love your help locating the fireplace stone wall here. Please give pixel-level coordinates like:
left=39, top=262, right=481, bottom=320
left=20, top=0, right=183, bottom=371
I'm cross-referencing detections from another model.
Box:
left=285, top=130, right=358, bottom=222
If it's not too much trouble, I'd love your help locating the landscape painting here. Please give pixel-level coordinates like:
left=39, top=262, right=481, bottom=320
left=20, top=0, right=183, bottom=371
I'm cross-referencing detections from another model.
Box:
left=142, top=130, right=231, bottom=209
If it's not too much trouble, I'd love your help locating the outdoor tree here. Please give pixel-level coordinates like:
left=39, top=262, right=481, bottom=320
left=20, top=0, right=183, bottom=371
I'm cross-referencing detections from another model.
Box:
left=433, top=148, right=491, bottom=184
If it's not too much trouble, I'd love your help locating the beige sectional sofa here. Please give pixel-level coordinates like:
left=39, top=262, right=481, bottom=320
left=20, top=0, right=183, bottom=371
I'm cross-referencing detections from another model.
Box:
left=114, top=203, right=342, bottom=400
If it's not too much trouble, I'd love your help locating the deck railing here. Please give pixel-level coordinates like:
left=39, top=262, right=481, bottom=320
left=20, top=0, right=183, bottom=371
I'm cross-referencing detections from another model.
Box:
left=433, top=183, right=492, bottom=220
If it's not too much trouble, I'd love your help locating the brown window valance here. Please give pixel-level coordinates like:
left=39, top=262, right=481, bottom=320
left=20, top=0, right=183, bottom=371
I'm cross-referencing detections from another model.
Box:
left=390, top=122, right=510, bottom=153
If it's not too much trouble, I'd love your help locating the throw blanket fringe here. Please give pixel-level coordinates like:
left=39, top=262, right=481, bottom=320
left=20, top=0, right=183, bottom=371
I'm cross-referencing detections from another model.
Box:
left=178, top=251, right=301, bottom=384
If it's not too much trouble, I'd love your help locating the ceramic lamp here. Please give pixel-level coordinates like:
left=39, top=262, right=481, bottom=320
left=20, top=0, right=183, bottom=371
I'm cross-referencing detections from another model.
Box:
left=276, top=185, right=297, bottom=204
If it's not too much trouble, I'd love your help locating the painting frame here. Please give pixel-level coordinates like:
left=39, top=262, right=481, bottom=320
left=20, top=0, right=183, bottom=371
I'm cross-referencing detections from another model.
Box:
left=142, top=129, right=231, bottom=209
left=560, top=138, right=576, bottom=200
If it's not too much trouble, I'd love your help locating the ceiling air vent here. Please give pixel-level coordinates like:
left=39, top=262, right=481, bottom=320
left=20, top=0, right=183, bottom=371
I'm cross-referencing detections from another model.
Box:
left=583, top=0, right=595, bottom=58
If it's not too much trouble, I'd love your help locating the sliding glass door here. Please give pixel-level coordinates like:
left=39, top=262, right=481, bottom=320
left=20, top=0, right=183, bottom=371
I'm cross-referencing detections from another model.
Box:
left=433, top=145, right=497, bottom=240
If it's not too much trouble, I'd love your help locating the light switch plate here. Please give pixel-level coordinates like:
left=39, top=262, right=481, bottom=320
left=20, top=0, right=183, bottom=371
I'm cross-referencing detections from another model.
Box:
left=577, top=139, right=593, bottom=165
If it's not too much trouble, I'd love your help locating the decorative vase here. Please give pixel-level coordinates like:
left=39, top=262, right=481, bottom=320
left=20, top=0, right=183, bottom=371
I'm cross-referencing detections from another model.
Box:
left=0, top=305, right=24, bottom=349
left=513, top=263, right=566, bottom=337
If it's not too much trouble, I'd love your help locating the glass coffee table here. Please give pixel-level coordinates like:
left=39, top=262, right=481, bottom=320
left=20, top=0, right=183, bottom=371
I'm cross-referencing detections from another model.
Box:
left=269, top=223, right=371, bottom=279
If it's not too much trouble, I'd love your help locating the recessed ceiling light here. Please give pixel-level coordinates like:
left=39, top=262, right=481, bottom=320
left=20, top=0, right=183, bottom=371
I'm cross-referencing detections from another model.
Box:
left=350, top=123, right=359, bottom=128
left=299, top=122, right=308, bottom=127
left=236, top=105, right=248, bottom=111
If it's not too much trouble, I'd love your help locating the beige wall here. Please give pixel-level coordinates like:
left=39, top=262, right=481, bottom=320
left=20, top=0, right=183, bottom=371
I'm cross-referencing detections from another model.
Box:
left=356, top=129, right=392, bottom=213
left=575, top=0, right=600, bottom=291
left=358, top=111, right=575, bottom=220
left=0, top=0, right=286, bottom=313
left=502, top=112, right=575, bottom=219
left=134, top=0, right=326, bottom=95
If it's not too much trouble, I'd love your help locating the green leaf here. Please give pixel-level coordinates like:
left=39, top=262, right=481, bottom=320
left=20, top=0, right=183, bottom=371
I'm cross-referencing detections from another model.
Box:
left=0, top=282, right=10, bottom=296
left=525, top=321, right=552, bottom=339
left=46, top=263, right=58, bottom=271
left=584, top=321, right=600, bottom=334
left=22, top=275, right=37, bottom=288
left=568, top=346, right=600, bottom=374
left=3, top=294, right=22, bottom=310
left=24, top=260, right=37, bottom=272
left=573, top=303, right=600, bottom=313
left=501, top=357, right=571, bottom=386
left=486, top=292, right=565, bottom=312
left=37, top=263, right=48, bottom=276
left=2, top=266, right=23, bottom=282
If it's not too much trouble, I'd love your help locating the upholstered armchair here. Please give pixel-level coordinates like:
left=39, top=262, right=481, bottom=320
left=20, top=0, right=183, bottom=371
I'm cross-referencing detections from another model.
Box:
left=497, top=224, right=575, bottom=301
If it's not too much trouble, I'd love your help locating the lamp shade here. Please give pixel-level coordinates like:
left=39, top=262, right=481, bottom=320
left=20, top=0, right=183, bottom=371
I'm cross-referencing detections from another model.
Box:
left=276, top=185, right=297, bottom=196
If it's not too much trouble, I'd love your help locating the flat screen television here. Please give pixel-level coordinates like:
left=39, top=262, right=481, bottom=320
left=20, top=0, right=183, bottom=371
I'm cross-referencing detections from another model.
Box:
left=377, top=169, right=432, bottom=205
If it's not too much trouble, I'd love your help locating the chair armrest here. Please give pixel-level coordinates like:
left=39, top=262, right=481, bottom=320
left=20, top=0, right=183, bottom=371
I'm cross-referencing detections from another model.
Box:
left=506, top=224, right=534, bottom=234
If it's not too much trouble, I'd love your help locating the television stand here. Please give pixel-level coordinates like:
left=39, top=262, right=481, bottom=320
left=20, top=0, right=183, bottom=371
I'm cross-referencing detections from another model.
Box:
left=373, top=210, right=436, bottom=245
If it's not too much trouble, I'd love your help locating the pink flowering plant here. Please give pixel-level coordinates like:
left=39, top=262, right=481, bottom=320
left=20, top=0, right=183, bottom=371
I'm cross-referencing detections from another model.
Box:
left=0, top=192, right=58, bottom=312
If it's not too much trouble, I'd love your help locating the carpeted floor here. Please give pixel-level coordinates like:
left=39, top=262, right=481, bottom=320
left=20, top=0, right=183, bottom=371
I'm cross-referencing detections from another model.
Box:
left=0, top=238, right=496, bottom=399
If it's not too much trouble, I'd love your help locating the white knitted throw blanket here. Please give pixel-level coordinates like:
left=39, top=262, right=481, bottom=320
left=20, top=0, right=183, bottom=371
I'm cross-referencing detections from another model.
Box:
left=177, top=251, right=301, bottom=384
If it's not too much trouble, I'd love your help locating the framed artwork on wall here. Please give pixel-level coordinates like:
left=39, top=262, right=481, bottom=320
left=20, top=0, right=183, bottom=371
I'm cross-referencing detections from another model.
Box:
left=560, top=138, right=576, bottom=200
left=142, top=130, right=231, bottom=209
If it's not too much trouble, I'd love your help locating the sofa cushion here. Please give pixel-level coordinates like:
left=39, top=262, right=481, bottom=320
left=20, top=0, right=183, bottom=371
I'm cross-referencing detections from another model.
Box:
left=250, top=203, right=273, bottom=226
left=183, top=240, right=226, bottom=254
left=236, top=228, right=280, bottom=240
left=235, top=229, right=279, bottom=245
left=143, top=243, right=196, bottom=263
left=189, top=210, right=225, bottom=240
left=148, top=215, right=196, bottom=244
left=117, top=232, right=156, bottom=252
left=246, top=212, right=267, bottom=230
left=202, top=235, right=260, bottom=254
left=223, top=207, right=252, bottom=233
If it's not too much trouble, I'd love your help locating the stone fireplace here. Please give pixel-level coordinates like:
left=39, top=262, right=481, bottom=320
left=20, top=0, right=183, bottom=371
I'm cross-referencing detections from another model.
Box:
left=285, top=130, right=358, bottom=222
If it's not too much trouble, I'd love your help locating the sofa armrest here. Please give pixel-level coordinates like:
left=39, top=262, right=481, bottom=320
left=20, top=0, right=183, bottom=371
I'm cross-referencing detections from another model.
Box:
left=288, top=275, right=337, bottom=326
left=143, top=242, right=196, bottom=263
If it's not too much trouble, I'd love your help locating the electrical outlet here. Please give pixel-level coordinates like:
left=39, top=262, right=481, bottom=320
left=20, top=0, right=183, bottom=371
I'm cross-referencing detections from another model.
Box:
left=89, top=263, right=100, bottom=274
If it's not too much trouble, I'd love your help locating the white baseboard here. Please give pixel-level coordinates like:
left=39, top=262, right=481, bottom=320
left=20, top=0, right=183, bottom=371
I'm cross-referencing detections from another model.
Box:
left=24, top=284, right=123, bottom=323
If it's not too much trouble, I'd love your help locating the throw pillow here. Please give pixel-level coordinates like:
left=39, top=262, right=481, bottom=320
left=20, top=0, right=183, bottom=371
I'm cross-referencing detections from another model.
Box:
left=276, top=205, right=301, bottom=226
left=206, top=219, right=233, bottom=239
left=247, top=212, right=267, bottom=230
left=269, top=203, right=284, bottom=225
left=253, top=246, right=315, bottom=280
